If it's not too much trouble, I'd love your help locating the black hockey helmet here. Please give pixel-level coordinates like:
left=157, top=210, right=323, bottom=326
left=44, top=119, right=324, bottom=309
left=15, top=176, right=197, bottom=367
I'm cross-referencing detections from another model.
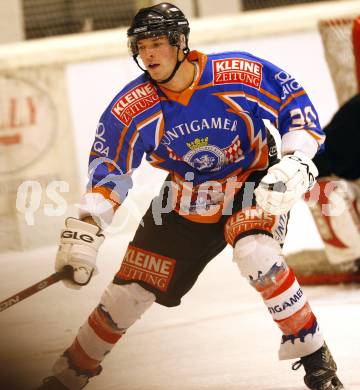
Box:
left=127, top=2, right=190, bottom=57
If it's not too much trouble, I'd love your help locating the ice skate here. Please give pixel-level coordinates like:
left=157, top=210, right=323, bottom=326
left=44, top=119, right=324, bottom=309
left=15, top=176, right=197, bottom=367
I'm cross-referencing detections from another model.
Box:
left=292, top=342, right=344, bottom=390
left=35, top=376, right=69, bottom=390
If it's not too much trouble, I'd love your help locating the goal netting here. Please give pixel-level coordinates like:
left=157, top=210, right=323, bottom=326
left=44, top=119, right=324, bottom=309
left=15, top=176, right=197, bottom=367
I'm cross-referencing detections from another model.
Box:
left=286, top=14, right=360, bottom=285
left=22, top=0, right=141, bottom=39
left=318, top=15, right=360, bottom=106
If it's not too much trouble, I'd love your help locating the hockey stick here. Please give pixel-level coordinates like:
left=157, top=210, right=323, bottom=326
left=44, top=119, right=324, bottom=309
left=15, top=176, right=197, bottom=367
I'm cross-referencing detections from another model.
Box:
left=0, top=266, right=72, bottom=313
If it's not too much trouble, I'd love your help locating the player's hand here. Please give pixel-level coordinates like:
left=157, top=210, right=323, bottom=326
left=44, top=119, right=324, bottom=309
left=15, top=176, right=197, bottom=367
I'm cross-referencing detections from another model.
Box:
left=254, top=151, right=318, bottom=215
left=55, top=217, right=105, bottom=289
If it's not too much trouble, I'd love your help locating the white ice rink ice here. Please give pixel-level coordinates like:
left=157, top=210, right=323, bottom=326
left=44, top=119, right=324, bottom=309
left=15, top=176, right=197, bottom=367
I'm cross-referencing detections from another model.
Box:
left=1, top=22, right=360, bottom=390
left=0, top=225, right=360, bottom=389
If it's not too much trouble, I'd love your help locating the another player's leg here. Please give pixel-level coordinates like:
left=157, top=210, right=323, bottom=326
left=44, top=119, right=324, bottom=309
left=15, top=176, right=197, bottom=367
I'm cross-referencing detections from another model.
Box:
left=287, top=177, right=360, bottom=285
left=308, top=177, right=360, bottom=266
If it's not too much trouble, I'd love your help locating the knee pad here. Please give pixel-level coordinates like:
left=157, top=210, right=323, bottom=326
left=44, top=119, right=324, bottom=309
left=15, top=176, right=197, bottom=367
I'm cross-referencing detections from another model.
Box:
left=100, top=282, right=156, bottom=330
left=233, top=234, right=284, bottom=282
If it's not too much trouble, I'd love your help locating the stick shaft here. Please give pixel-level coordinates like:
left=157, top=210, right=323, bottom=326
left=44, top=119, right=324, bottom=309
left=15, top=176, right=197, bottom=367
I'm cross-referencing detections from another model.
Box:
left=0, top=270, right=66, bottom=312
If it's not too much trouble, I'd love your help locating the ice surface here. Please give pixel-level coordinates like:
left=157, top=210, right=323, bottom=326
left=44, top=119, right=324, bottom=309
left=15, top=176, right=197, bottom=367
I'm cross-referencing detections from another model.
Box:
left=0, top=233, right=359, bottom=389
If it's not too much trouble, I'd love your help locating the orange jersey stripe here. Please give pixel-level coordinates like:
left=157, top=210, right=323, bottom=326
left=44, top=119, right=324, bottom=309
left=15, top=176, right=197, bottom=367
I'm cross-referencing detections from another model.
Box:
left=126, top=129, right=140, bottom=172
left=136, top=110, right=162, bottom=129
left=112, top=125, right=129, bottom=173
left=173, top=169, right=256, bottom=224
left=214, top=90, right=279, bottom=119
left=135, top=110, right=164, bottom=155
left=196, top=82, right=214, bottom=90
left=280, top=90, right=306, bottom=111
left=244, top=93, right=279, bottom=117
left=259, top=87, right=281, bottom=103
left=307, top=129, right=326, bottom=143
left=89, top=186, right=121, bottom=210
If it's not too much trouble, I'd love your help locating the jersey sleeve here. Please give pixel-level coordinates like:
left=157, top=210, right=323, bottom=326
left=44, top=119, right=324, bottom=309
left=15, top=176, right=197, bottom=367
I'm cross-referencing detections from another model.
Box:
left=253, top=57, right=325, bottom=158
left=86, top=103, right=146, bottom=209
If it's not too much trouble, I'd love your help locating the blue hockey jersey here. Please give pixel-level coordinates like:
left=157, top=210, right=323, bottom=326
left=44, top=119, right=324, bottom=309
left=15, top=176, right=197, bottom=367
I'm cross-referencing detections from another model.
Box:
left=87, top=50, right=325, bottom=223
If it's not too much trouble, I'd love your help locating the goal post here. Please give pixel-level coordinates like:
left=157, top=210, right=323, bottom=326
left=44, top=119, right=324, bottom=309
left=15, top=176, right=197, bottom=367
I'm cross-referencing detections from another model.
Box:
left=353, top=15, right=360, bottom=93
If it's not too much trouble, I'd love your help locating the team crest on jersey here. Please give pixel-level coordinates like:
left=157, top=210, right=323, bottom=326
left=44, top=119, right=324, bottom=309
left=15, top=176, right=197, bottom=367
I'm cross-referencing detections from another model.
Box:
left=213, top=58, right=262, bottom=89
left=111, top=82, right=159, bottom=126
left=184, top=138, right=225, bottom=172
left=166, top=135, right=244, bottom=172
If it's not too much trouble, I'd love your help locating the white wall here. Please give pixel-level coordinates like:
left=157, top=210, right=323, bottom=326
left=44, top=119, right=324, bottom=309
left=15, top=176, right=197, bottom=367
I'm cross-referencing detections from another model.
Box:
left=196, top=0, right=242, bottom=16
left=0, top=0, right=24, bottom=43
left=151, top=0, right=242, bottom=17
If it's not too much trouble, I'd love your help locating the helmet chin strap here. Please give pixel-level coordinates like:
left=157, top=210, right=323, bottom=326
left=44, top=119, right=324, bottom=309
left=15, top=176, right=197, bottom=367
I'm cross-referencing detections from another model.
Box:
left=134, top=46, right=189, bottom=85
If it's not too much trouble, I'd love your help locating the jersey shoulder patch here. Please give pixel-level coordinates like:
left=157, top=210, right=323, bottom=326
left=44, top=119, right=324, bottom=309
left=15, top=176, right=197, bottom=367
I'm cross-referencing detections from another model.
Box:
left=210, top=52, right=263, bottom=89
left=111, top=80, right=160, bottom=126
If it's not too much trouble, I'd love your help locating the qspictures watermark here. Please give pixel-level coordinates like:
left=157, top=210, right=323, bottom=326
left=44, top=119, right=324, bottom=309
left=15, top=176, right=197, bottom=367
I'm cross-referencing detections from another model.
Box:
left=15, top=180, right=70, bottom=225
left=14, top=174, right=355, bottom=231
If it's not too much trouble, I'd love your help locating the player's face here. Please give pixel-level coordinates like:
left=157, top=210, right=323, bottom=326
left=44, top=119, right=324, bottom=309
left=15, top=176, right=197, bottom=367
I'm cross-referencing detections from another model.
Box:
left=137, top=35, right=178, bottom=81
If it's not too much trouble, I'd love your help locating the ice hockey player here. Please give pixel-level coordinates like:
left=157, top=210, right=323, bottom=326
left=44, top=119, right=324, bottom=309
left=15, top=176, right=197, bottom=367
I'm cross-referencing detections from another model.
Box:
left=38, top=3, right=343, bottom=389
left=307, top=93, right=360, bottom=271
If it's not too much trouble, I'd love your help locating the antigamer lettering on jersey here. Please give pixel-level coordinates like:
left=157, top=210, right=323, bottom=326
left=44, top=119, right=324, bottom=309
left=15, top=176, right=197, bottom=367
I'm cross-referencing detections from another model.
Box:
left=116, top=245, right=176, bottom=292
left=161, top=117, right=238, bottom=146
left=111, top=82, right=160, bottom=126
left=213, top=58, right=263, bottom=88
